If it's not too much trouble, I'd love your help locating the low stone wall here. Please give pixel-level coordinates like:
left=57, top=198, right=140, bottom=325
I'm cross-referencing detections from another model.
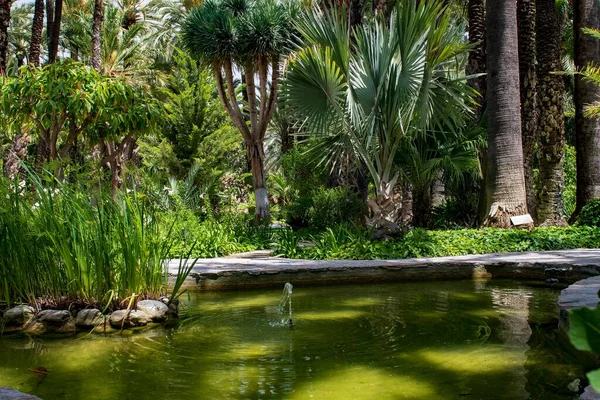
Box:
left=0, top=299, right=179, bottom=336
left=169, top=250, right=600, bottom=291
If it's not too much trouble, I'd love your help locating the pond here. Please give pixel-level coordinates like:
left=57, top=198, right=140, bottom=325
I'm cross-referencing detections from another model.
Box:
left=0, top=280, right=591, bottom=399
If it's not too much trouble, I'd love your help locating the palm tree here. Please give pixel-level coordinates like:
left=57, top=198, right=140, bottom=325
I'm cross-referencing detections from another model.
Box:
left=484, top=0, right=529, bottom=227
left=285, top=1, right=475, bottom=229
left=0, top=0, right=12, bottom=75
left=6, top=4, right=32, bottom=71
left=517, top=0, right=537, bottom=218
left=183, top=0, right=297, bottom=221
left=574, top=0, right=600, bottom=216
left=28, top=0, right=44, bottom=66
left=536, top=0, right=567, bottom=225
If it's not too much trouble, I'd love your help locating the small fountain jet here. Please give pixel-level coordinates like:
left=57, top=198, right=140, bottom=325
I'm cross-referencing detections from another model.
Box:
left=278, top=282, right=294, bottom=328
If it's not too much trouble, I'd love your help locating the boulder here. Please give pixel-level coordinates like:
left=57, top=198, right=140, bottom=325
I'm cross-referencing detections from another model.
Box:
left=137, top=300, right=168, bottom=322
left=3, top=305, right=35, bottom=326
left=36, top=310, right=71, bottom=325
left=22, top=321, right=46, bottom=336
left=109, top=310, right=149, bottom=328
left=75, top=309, right=104, bottom=328
left=0, top=387, right=42, bottom=399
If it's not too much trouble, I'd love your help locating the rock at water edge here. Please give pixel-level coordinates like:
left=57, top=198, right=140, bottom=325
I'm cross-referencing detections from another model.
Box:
left=136, top=300, right=168, bottom=322
left=3, top=306, right=35, bottom=326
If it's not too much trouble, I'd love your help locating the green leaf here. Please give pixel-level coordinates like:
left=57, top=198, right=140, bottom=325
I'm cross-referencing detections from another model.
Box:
left=568, top=307, right=600, bottom=353
left=588, top=369, right=600, bottom=392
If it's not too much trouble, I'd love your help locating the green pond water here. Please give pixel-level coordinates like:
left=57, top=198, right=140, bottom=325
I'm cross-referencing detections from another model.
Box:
left=0, top=280, right=592, bottom=399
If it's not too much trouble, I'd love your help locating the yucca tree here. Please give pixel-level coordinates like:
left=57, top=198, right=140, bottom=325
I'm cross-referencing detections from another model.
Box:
left=284, top=1, right=475, bottom=229
left=182, top=0, right=297, bottom=221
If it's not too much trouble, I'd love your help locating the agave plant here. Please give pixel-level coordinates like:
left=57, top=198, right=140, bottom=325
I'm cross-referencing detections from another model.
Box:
left=284, top=0, right=475, bottom=230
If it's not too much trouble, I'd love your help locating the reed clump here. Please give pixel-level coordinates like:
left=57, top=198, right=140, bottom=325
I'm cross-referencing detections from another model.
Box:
left=0, top=172, right=178, bottom=311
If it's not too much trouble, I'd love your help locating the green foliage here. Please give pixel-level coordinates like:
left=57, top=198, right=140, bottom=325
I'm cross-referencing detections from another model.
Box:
left=0, top=172, right=178, bottom=309
left=152, top=50, right=238, bottom=177
left=563, top=145, right=577, bottom=218
left=576, top=199, right=600, bottom=227
left=160, top=207, right=271, bottom=258
left=275, top=226, right=600, bottom=260
left=182, top=0, right=296, bottom=65
left=309, top=187, right=367, bottom=231
left=285, top=1, right=475, bottom=199
left=0, top=61, right=160, bottom=161
left=568, top=306, right=600, bottom=392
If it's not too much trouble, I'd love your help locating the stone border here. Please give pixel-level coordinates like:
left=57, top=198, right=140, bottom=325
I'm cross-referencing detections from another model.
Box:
left=0, top=299, right=179, bottom=336
left=167, top=249, right=600, bottom=291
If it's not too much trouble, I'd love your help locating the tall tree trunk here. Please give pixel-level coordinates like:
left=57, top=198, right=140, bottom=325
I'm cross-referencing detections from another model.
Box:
left=248, top=141, right=269, bottom=221
left=536, top=0, right=567, bottom=226
left=517, top=0, right=538, bottom=219
left=467, top=0, right=488, bottom=224
left=48, top=0, right=62, bottom=63
left=483, top=0, right=529, bottom=227
left=46, top=0, right=53, bottom=45
left=0, top=0, right=11, bottom=76
left=466, top=0, right=486, bottom=119
left=91, top=0, right=103, bottom=72
left=400, top=182, right=413, bottom=227
left=29, top=0, right=44, bottom=67
left=574, top=0, right=600, bottom=216
left=3, top=132, right=29, bottom=179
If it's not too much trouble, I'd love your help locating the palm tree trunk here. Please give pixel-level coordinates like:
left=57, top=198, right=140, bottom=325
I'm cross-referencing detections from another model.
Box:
left=536, top=0, right=567, bottom=226
left=91, top=0, right=103, bottom=72
left=466, top=0, right=486, bottom=119
left=517, top=0, right=537, bottom=219
left=29, top=0, right=44, bottom=67
left=400, top=182, right=413, bottom=227
left=48, top=0, right=62, bottom=63
left=467, top=0, right=487, bottom=224
left=412, top=183, right=432, bottom=228
left=0, top=0, right=12, bottom=76
left=483, top=0, right=529, bottom=227
left=46, top=0, right=53, bottom=46
left=574, top=0, right=600, bottom=216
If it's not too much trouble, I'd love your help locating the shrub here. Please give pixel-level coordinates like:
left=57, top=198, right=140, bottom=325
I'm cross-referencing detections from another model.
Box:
left=576, top=199, right=600, bottom=227
left=309, top=187, right=367, bottom=231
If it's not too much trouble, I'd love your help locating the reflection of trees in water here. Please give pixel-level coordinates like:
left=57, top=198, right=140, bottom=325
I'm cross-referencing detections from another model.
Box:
left=491, top=288, right=532, bottom=399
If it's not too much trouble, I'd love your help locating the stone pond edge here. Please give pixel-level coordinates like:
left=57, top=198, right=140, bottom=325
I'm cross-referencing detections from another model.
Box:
left=0, top=299, right=179, bottom=337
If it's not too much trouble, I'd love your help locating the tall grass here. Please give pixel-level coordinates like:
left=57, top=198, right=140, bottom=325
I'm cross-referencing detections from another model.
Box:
left=0, top=173, right=177, bottom=309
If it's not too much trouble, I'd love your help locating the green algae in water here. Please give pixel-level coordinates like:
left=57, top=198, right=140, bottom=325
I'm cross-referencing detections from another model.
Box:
left=0, top=280, right=591, bottom=399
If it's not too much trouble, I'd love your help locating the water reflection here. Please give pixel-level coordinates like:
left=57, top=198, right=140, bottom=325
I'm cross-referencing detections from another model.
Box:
left=0, top=280, right=586, bottom=399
